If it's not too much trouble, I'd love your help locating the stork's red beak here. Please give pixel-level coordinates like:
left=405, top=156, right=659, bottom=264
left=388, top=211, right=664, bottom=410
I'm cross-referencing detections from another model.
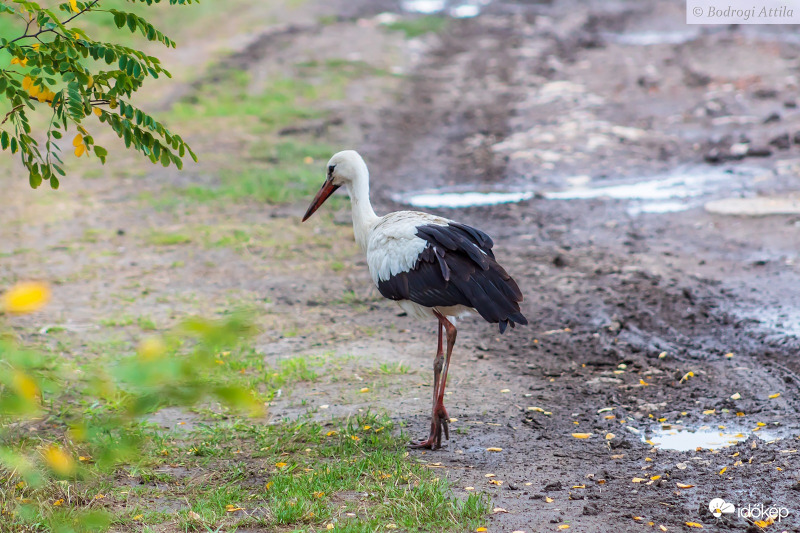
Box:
left=302, top=180, right=340, bottom=222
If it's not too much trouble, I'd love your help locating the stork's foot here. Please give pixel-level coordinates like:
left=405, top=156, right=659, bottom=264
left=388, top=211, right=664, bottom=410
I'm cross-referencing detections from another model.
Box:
left=410, top=403, right=449, bottom=450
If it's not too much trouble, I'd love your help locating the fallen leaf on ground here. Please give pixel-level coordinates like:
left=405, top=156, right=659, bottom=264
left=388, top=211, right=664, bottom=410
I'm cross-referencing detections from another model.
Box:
left=631, top=477, right=647, bottom=483
left=769, top=393, right=781, bottom=399
left=500, top=389, right=511, bottom=393
left=493, top=507, right=509, bottom=514
left=225, top=505, right=244, bottom=512
left=558, top=526, right=570, bottom=530
left=685, top=522, right=703, bottom=528
left=486, top=447, right=503, bottom=452
left=676, top=483, right=694, bottom=488
left=489, top=479, right=503, bottom=486
left=359, top=388, right=369, bottom=393
left=545, top=497, right=554, bottom=503
left=572, top=433, right=592, bottom=439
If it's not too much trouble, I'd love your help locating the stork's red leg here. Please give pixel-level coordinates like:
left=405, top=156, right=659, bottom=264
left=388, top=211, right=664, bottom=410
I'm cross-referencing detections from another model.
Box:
left=411, top=312, right=456, bottom=450
left=410, top=320, right=444, bottom=449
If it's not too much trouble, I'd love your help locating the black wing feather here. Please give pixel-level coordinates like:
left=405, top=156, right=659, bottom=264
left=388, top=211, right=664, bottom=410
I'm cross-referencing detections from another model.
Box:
left=376, top=222, right=527, bottom=333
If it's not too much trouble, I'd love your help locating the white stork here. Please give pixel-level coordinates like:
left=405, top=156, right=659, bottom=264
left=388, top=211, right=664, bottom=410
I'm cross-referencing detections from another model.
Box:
left=302, top=150, right=527, bottom=449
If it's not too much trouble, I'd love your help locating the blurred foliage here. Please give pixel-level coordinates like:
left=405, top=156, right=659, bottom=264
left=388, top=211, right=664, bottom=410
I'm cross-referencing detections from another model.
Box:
left=0, top=282, right=262, bottom=532
left=0, top=0, right=198, bottom=189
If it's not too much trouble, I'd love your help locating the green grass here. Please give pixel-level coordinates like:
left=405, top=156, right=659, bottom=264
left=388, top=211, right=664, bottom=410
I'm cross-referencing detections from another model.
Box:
left=0, top=337, right=489, bottom=532
left=144, top=230, right=193, bottom=246
left=385, top=16, right=449, bottom=38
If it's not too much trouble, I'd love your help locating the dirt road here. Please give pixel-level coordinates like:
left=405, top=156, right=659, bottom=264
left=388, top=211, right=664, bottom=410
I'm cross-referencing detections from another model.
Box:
left=329, top=0, right=800, bottom=530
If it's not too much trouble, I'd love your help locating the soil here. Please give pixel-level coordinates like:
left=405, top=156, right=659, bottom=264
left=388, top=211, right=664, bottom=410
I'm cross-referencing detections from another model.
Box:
left=3, top=0, right=800, bottom=531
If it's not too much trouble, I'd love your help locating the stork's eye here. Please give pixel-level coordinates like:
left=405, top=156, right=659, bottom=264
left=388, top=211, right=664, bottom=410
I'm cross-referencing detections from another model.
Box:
left=327, top=164, right=336, bottom=177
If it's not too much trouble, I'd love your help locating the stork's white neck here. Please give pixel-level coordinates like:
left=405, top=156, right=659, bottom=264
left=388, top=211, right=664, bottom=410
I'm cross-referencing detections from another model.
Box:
left=345, top=169, right=379, bottom=251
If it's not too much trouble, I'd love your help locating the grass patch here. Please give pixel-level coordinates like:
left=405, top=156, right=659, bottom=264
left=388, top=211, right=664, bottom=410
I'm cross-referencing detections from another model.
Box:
left=385, top=16, right=448, bottom=38
left=145, top=230, right=193, bottom=246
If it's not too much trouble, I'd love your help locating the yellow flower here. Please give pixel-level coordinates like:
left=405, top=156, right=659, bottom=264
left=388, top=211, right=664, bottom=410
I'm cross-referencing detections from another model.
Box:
left=12, top=371, right=39, bottom=401
left=138, top=336, right=166, bottom=360
left=69, top=0, right=80, bottom=14
left=3, top=282, right=51, bottom=314
left=43, top=446, right=76, bottom=477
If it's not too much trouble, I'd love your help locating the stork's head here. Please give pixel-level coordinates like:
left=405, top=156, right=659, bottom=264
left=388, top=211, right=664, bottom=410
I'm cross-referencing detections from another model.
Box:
left=302, top=150, right=368, bottom=221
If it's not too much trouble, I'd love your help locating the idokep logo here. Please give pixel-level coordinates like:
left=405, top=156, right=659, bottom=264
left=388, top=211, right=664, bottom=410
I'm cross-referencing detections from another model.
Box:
left=709, top=498, right=790, bottom=522
left=708, top=498, right=734, bottom=518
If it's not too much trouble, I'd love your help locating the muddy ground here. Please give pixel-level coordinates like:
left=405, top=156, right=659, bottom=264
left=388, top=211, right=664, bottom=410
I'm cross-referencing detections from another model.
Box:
left=4, top=0, right=800, bottom=531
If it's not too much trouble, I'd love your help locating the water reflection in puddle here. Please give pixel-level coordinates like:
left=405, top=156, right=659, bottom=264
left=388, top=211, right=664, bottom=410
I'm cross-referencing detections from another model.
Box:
left=399, top=166, right=767, bottom=213
left=645, top=426, right=777, bottom=452
left=401, top=0, right=490, bottom=18
left=405, top=191, right=534, bottom=208
left=603, top=30, right=701, bottom=46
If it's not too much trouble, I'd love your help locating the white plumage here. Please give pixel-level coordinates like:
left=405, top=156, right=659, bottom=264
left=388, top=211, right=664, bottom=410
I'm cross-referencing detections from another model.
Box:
left=302, top=150, right=527, bottom=449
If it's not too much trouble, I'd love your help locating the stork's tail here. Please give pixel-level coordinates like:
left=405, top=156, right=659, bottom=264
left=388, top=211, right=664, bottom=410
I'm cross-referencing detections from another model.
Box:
left=456, top=258, right=527, bottom=334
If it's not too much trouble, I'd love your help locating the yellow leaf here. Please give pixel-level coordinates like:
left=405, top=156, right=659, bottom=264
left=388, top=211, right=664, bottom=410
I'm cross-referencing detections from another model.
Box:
left=225, top=504, right=243, bottom=512
left=94, top=494, right=105, bottom=500
left=488, top=479, right=503, bottom=486
left=685, top=522, right=703, bottom=528
left=676, top=483, right=694, bottom=488
left=606, top=433, right=615, bottom=440
left=360, top=387, right=369, bottom=393
left=44, top=446, right=76, bottom=477
left=769, top=393, right=781, bottom=399
left=22, top=76, right=32, bottom=90
left=486, top=447, right=503, bottom=452
left=93, top=107, right=102, bottom=117
left=702, top=409, right=715, bottom=415
left=132, top=515, right=143, bottom=520
left=650, top=475, right=661, bottom=480
left=572, top=433, right=592, bottom=439
left=3, top=282, right=51, bottom=314
left=73, top=134, right=84, bottom=147
left=69, top=0, right=80, bottom=13
left=631, top=478, right=647, bottom=483
left=87, top=75, right=94, bottom=88
left=545, top=497, right=554, bottom=503
left=12, top=371, right=39, bottom=401
left=53, top=499, right=64, bottom=507
left=558, top=526, right=570, bottom=530
left=275, top=462, right=287, bottom=468
left=138, top=336, right=166, bottom=360
left=639, top=379, right=650, bottom=386
left=326, top=431, right=337, bottom=437
left=476, top=528, right=487, bottom=532
left=718, top=467, right=727, bottom=475
left=660, top=527, right=667, bottom=532
left=74, top=144, right=86, bottom=157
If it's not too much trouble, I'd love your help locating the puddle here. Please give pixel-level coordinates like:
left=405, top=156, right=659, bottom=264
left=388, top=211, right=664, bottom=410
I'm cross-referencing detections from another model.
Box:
left=543, top=166, right=769, bottom=215
left=401, top=0, right=491, bottom=18
left=644, top=425, right=777, bottom=452
left=404, top=190, right=534, bottom=208
left=398, top=167, right=769, bottom=212
left=603, top=30, right=701, bottom=46
left=401, top=0, right=446, bottom=14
